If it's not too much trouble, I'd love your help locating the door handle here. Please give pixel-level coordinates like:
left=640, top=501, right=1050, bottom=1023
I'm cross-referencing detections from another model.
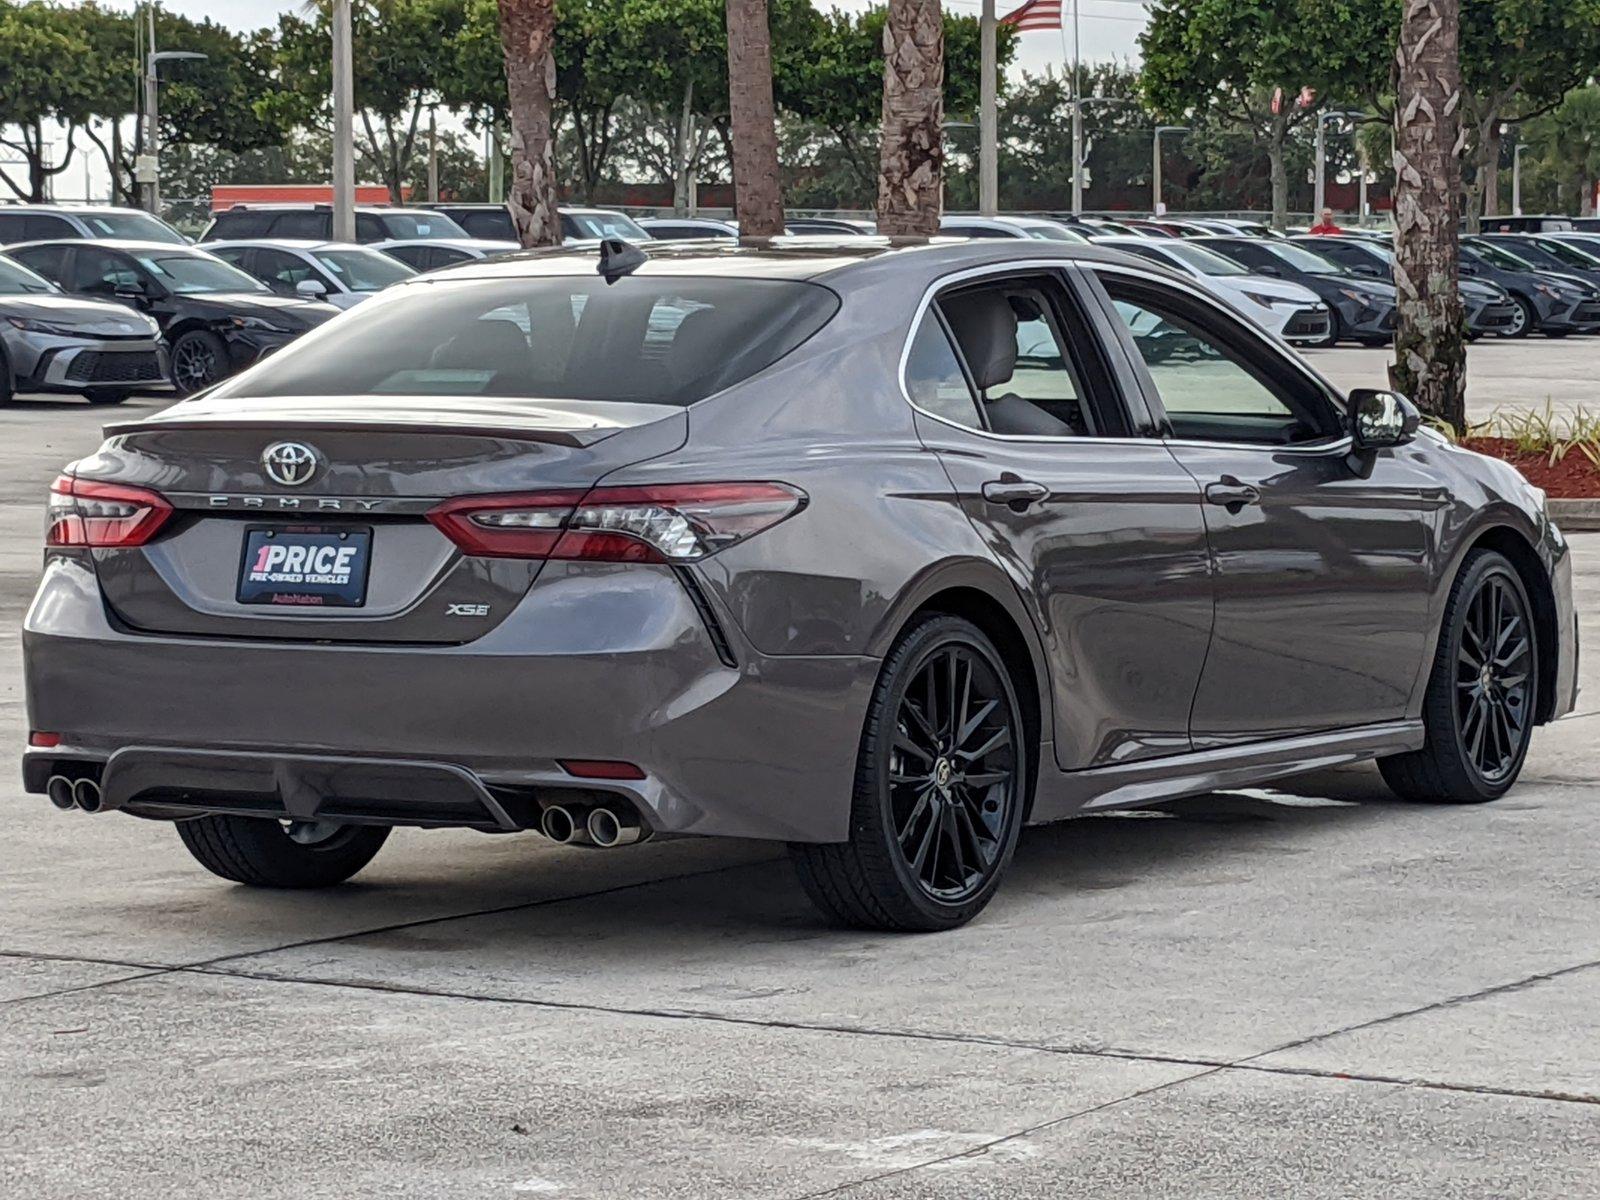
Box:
left=1204, top=477, right=1261, bottom=512
left=982, top=478, right=1051, bottom=509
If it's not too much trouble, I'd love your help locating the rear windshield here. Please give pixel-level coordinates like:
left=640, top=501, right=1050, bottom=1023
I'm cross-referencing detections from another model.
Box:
left=376, top=212, right=469, bottom=240
left=81, top=211, right=188, bottom=244
left=209, top=275, right=841, bottom=407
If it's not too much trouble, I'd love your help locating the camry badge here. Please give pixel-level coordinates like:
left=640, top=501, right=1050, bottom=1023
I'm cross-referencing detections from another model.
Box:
left=261, top=441, right=320, bottom=487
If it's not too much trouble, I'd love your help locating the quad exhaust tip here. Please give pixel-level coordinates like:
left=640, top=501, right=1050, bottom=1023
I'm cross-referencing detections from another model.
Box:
left=72, top=778, right=105, bottom=813
left=46, top=775, right=76, bottom=811
left=539, top=804, right=586, bottom=845
left=586, top=805, right=644, bottom=848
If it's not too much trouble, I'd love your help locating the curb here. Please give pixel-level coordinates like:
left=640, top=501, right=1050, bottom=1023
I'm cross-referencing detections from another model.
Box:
left=1550, top=499, right=1600, bottom=533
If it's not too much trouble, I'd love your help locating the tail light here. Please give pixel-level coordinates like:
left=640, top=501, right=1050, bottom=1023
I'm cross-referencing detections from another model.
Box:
left=427, top=483, right=805, bottom=563
left=47, top=475, right=173, bottom=548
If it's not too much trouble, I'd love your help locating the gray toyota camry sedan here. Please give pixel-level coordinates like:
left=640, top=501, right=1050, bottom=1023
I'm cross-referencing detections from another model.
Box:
left=22, top=239, right=1579, bottom=930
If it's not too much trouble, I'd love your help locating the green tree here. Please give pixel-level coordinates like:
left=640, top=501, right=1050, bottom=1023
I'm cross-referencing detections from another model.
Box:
left=269, top=0, right=467, bottom=201
left=1515, top=84, right=1600, bottom=216
left=1141, top=0, right=1392, bottom=228
left=0, top=1, right=103, bottom=200
left=1459, top=0, right=1600, bottom=227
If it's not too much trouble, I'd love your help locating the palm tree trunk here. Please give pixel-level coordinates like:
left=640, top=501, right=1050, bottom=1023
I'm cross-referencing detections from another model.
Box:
left=1390, top=0, right=1466, bottom=431
left=1267, top=111, right=1289, bottom=231
left=876, top=0, right=944, bottom=237
left=725, top=0, right=785, bottom=236
left=496, top=0, right=561, bottom=247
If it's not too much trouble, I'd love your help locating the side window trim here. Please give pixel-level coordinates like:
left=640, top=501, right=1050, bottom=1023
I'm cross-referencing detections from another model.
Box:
left=1088, top=262, right=1350, bottom=450
left=895, top=261, right=1147, bottom=442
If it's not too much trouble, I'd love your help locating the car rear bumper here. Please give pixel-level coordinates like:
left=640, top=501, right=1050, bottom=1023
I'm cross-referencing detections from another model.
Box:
left=21, top=556, right=878, bottom=843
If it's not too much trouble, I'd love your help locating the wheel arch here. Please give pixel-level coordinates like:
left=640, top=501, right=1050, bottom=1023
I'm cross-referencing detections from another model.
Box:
left=879, top=567, right=1052, bottom=814
left=1462, top=524, right=1563, bottom=724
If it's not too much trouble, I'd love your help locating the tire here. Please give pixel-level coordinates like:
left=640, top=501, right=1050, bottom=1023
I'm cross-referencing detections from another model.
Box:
left=1505, top=295, right=1534, bottom=339
left=170, top=329, right=228, bottom=395
left=789, top=614, right=1029, bottom=931
left=1321, top=306, right=1343, bottom=347
left=1379, top=549, right=1538, bottom=804
left=176, top=815, right=390, bottom=888
left=84, top=388, right=131, bottom=406
left=0, top=346, right=13, bottom=405
left=1543, top=328, right=1570, bottom=339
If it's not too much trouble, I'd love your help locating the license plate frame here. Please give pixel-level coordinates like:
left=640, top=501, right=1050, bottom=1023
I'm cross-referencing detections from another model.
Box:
left=236, top=525, right=373, bottom=608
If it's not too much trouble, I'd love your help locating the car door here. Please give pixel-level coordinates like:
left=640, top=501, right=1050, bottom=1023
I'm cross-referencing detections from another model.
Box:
left=906, top=266, right=1214, bottom=769
left=1088, top=263, right=1441, bottom=746
left=69, top=246, right=178, bottom=333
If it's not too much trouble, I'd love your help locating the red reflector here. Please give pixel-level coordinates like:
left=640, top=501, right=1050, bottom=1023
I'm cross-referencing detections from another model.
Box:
left=28, top=731, right=62, bottom=748
left=558, top=759, right=646, bottom=780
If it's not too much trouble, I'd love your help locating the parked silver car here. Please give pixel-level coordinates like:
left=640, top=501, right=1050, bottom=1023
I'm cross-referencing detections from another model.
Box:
left=0, top=253, right=169, bottom=405
left=22, top=240, right=1578, bottom=930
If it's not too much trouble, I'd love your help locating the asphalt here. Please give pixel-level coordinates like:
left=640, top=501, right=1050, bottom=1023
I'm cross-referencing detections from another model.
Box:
left=3, top=352, right=1599, bottom=1198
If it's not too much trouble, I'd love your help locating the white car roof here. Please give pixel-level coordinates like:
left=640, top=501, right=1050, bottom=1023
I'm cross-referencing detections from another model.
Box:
left=204, top=239, right=372, bottom=253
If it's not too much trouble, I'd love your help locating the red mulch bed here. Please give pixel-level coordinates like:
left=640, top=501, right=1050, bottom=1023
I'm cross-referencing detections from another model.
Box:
left=1462, top=437, right=1600, bottom=498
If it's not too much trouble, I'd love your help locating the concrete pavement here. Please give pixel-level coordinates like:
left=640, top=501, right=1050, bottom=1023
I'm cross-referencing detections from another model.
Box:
left=3, top=365, right=1599, bottom=1198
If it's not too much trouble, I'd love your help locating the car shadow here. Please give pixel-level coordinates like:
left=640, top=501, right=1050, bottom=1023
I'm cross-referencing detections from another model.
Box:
left=223, top=763, right=1416, bottom=966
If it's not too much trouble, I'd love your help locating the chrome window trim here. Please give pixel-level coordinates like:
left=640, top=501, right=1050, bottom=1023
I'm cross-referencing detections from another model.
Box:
left=895, top=256, right=1354, bottom=455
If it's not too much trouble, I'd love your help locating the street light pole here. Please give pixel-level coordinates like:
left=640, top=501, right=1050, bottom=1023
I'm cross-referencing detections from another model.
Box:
left=1069, top=0, right=1083, bottom=215
left=1315, top=110, right=1365, bottom=219
left=1512, top=143, right=1529, bottom=216
left=138, top=9, right=207, bottom=217
left=1153, top=125, right=1187, bottom=215
left=331, top=0, right=356, bottom=242
left=144, top=5, right=158, bottom=214
left=978, top=0, right=997, bottom=217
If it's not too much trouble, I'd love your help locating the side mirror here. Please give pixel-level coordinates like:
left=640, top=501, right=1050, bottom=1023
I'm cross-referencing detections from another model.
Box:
left=296, top=278, right=328, bottom=298
left=1349, top=388, right=1421, bottom=449
left=113, top=280, right=148, bottom=303
left=1353, top=263, right=1381, bottom=278
left=1256, top=265, right=1281, bottom=277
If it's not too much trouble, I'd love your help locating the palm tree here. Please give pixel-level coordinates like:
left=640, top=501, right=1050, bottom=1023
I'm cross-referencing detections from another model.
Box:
left=876, top=0, right=944, bottom=236
left=495, top=0, right=560, bottom=246
left=724, top=0, right=785, bottom=236
left=1390, top=0, right=1465, bottom=430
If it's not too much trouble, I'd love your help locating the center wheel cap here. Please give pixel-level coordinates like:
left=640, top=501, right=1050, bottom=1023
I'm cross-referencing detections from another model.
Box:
left=934, top=758, right=953, bottom=789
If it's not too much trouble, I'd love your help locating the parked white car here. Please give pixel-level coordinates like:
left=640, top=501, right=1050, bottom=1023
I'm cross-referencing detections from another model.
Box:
left=938, top=215, right=1092, bottom=243
left=1099, top=236, right=1333, bottom=346
left=204, top=240, right=416, bottom=309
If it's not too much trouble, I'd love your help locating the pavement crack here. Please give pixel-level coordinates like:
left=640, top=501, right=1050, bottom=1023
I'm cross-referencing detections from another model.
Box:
left=1233, top=954, right=1600, bottom=1065
left=0, top=855, right=780, bottom=1008
left=788, top=1066, right=1229, bottom=1199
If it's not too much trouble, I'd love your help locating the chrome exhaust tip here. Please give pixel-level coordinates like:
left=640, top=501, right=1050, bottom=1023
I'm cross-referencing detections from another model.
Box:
left=540, top=804, right=577, bottom=844
left=72, top=778, right=105, bottom=814
left=46, top=775, right=77, bottom=811
left=586, top=805, right=644, bottom=848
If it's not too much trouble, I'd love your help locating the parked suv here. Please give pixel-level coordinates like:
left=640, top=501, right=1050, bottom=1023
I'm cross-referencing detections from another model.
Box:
left=0, top=204, right=187, bottom=247
left=200, top=205, right=470, bottom=245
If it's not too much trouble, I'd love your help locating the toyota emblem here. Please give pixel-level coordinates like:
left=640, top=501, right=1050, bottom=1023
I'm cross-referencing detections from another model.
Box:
left=261, top=441, right=320, bottom=487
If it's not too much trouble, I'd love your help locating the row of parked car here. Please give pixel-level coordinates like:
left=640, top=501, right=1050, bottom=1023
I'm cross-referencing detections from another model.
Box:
left=5, top=200, right=1599, bottom=406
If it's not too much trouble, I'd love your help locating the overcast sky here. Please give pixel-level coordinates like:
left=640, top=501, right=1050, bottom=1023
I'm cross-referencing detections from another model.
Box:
left=14, top=0, right=1151, bottom=203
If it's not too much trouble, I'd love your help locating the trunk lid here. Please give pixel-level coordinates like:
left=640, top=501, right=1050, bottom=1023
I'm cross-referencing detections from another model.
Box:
left=78, top=396, right=687, bottom=643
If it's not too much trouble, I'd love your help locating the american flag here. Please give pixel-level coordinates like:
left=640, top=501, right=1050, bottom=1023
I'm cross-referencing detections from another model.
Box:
left=1000, top=0, right=1063, bottom=32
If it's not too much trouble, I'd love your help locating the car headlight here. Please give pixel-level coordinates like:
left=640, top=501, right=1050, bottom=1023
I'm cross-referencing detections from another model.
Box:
left=1336, top=287, right=1374, bottom=304
left=1241, top=291, right=1302, bottom=309
left=6, top=316, right=79, bottom=336
left=229, top=315, right=295, bottom=334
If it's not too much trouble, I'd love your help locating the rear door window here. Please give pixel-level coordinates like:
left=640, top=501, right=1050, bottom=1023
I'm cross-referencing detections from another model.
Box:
left=272, top=210, right=329, bottom=239
left=9, top=243, right=69, bottom=282
left=207, top=210, right=273, bottom=239
left=25, top=214, right=77, bottom=240
left=0, top=213, right=28, bottom=243
left=210, top=276, right=841, bottom=407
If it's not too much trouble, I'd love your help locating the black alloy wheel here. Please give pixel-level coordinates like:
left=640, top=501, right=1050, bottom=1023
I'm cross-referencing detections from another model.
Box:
left=170, top=329, right=227, bottom=395
left=790, top=614, right=1027, bottom=931
left=888, top=641, right=1019, bottom=903
left=1380, top=549, right=1538, bottom=803
left=1453, top=570, right=1535, bottom=785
